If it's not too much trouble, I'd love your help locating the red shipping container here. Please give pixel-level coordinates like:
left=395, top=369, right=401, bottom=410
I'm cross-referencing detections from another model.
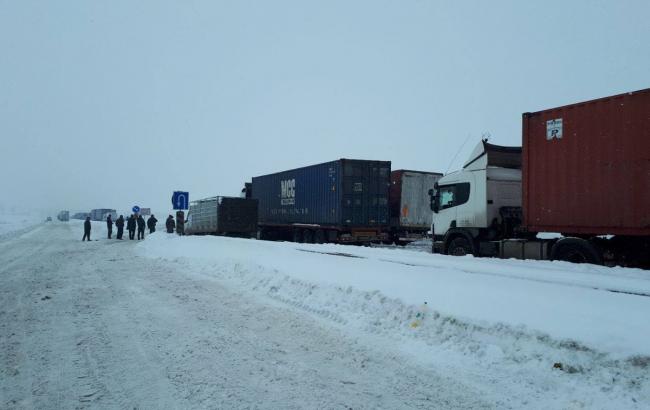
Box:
left=523, top=88, right=650, bottom=236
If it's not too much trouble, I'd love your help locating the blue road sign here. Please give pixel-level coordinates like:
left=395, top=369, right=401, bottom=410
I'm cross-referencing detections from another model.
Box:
left=132, top=206, right=140, bottom=214
left=172, top=191, right=189, bottom=210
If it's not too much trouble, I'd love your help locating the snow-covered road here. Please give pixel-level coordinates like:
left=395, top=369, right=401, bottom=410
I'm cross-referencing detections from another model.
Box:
left=1, top=223, right=494, bottom=409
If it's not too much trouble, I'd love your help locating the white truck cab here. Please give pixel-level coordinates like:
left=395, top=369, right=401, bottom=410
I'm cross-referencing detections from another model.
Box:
left=430, top=140, right=523, bottom=255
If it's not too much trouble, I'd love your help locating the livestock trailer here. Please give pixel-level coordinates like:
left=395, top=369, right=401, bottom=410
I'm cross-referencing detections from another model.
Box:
left=185, top=196, right=258, bottom=237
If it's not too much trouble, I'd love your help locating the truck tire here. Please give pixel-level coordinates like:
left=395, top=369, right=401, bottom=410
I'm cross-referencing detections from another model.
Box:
left=303, top=229, right=314, bottom=244
left=292, top=229, right=303, bottom=243
left=314, top=229, right=325, bottom=244
left=447, top=237, right=473, bottom=256
left=551, top=238, right=603, bottom=265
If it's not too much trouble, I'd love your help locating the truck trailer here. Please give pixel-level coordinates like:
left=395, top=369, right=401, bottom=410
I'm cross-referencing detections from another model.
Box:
left=430, top=88, right=650, bottom=268
left=251, top=159, right=391, bottom=243
left=389, top=170, right=442, bottom=244
left=185, top=196, right=258, bottom=237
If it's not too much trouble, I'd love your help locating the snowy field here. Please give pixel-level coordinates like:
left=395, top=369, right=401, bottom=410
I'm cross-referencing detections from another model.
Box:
left=1, top=221, right=649, bottom=409
left=0, top=211, right=44, bottom=239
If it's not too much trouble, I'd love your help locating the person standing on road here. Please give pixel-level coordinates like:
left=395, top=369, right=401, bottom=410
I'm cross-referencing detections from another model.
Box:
left=147, top=214, right=158, bottom=234
left=127, top=214, right=136, bottom=240
left=137, top=214, right=146, bottom=240
left=166, top=215, right=175, bottom=233
left=82, top=216, right=91, bottom=241
left=106, top=214, right=113, bottom=239
left=115, top=215, right=125, bottom=240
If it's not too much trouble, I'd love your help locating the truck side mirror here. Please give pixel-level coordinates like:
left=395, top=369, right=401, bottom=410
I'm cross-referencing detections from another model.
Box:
left=429, top=188, right=439, bottom=213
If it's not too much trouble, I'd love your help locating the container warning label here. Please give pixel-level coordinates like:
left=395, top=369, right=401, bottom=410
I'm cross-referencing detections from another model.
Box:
left=546, top=118, right=563, bottom=140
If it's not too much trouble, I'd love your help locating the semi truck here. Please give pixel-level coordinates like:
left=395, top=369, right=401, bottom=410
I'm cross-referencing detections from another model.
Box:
left=430, top=88, right=650, bottom=268
left=185, top=196, right=258, bottom=237
left=389, top=170, right=442, bottom=244
left=251, top=159, right=391, bottom=243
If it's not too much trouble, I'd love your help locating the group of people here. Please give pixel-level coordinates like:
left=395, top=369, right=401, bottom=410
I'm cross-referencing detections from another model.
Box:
left=82, top=214, right=158, bottom=241
left=82, top=211, right=187, bottom=241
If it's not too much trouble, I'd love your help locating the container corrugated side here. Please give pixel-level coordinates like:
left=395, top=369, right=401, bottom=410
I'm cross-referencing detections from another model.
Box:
left=252, top=159, right=391, bottom=227
left=523, top=88, right=650, bottom=236
left=252, top=160, right=342, bottom=226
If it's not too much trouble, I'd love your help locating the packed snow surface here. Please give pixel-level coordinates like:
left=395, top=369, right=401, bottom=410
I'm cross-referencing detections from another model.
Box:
left=2, top=221, right=649, bottom=409
left=142, top=233, right=650, bottom=358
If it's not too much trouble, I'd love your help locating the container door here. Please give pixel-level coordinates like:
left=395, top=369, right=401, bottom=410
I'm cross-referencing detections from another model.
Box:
left=341, top=160, right=389, bottom=226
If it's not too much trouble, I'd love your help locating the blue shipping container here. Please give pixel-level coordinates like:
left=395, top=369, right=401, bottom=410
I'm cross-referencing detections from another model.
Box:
left=252, top=159, right=391, bottom=228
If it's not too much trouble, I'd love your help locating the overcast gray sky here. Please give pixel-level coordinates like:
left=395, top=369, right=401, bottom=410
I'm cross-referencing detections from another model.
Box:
left=1, top=0, right=649, bottom=216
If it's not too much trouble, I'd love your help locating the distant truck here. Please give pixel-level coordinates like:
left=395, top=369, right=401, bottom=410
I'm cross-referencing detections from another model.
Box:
left=430, top=88, right=650, bottom=268
left=90, top=209, right=117, bottom=221
left=71, top=212, right=89, bottom=220
left=250, top=159, right=391, bottom=243
left=185, top=197, right=258, bottom=237
left=57, top=210, right=69, bottom=222
left=389, top=170, right=442, bottom=244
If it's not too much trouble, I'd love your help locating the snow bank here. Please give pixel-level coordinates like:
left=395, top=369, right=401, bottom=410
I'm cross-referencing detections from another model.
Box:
left=138, top=234, right=650, bottom=407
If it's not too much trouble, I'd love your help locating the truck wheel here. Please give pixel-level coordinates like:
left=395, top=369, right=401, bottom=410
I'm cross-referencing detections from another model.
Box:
left=292, top=229, right=303, bottom=243
left=551, top=238, right=603, bottom=265
left=447, top=237, right=473, bottom=256
left=314, top=229, right=325, bottom=244
left=303, top=229, right=314, bottom=244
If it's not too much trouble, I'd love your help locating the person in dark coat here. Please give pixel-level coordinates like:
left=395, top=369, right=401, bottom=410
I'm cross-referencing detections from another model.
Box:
left=136, top=214, right=146, bottom=240
left=82, top=216, right=91, bottom=241
left=115, top=215, right=125, bottom=240
left=106, top=214, right=113, bottom=239
left=147, top=215, right=158, bottom=234
left=166, top=215, right=175, bottom=233
left=127, top=214, right=136, bottom=240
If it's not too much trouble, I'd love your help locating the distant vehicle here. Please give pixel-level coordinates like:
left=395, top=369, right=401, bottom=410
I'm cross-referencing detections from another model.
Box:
left=388, top=170, right=442, bottom=244
left=250, top=159, right=391, bottom=244
left=430, top=88, right=650, bottom=268
left=57, top=210, right=69, bottom=222
left=71, top=212, right=89, bottom=220
left=89, top=209, right=117, bottom=221
left=185, top=197, right=258, bottom=237
left=45, top=216, right=52, bottom=222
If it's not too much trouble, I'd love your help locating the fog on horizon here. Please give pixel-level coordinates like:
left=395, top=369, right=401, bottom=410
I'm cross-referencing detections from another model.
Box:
left=1, top=0, right=648, bottom=217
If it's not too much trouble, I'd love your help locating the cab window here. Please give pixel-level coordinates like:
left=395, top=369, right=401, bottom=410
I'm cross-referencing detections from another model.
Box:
left=438, top=183, right=470, bottom=210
